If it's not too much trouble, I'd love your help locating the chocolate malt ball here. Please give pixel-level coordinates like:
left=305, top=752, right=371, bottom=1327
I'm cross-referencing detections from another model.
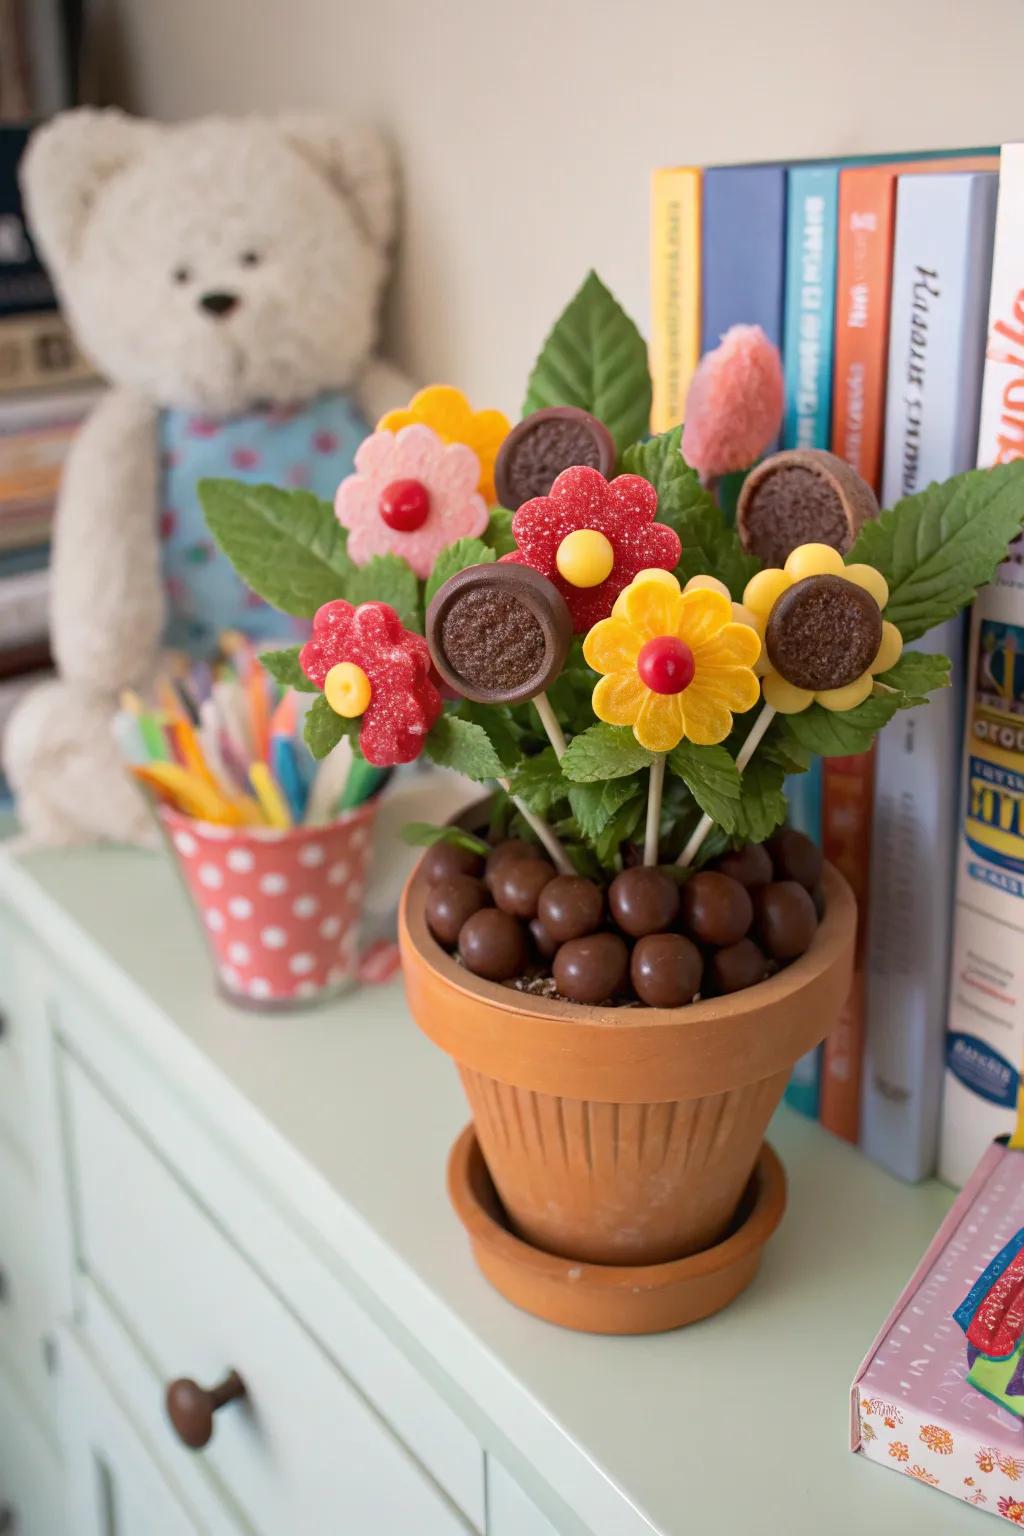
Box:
left=631, top=933, right=703, bottom=1008
left=736, top=448, right=878, bottom=566
left=754, top=880, right=818, bottom=961
left=490, top=857, right=556, bottom=920
left=484, top=839, right=535, bottom=893
left=710, top=938, right=769, bottom=995
left=608, top=866, right=681, bottom=939
left=766, top=827, right=823, bottom=891
left=425, top=875, right=488, bottom=948
left=458, top=908, right=528, bottom=982
left=712, top=842, right=773, bottom=890
left=553, top=933, right=629, bottom=1006
left=529, top=917, right=559, bottom=961
left=537, top=875, right=605, bottom=944
left=680, top=871, right=753, bottom=947
left=422, top=841, right=484, bottom=884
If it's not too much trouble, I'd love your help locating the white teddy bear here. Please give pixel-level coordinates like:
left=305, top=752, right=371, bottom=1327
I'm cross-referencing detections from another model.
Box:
left=3, top=109, right=413, bottom=844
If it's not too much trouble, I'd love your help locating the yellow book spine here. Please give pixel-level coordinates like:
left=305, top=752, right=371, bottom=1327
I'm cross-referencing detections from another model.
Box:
left=649, top=167, right=702, bottom=435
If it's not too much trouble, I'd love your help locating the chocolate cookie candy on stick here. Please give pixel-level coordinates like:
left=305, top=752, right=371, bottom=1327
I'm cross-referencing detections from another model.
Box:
left=736, top=448, right=879, bottom=567
left=494, top=406, right=616, bottom=511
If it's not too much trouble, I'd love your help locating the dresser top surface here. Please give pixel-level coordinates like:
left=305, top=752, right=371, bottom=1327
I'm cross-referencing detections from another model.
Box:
left=1, top=844, right=976, bottom=1536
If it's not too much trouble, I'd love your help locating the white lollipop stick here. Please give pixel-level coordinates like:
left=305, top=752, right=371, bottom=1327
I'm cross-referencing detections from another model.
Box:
left=676, top=702, right=777, bottom=868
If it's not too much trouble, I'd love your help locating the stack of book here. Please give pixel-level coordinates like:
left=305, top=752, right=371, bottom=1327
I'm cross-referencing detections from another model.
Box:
left=651, top=142, right=1019, bottom=1185
left=0, top=122, right=98, bottom=802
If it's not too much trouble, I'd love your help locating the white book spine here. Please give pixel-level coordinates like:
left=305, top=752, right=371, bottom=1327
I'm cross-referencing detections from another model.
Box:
left=864, top=172, right=997, bottom=1181
left=940, top=145, right=1024, bottom=1186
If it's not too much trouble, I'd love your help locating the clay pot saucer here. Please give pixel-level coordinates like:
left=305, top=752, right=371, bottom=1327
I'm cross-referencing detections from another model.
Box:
left=448, top=1124, right=787, bottom=1334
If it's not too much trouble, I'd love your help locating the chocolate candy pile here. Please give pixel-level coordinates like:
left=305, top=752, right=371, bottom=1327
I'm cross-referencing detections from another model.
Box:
left=422, top=826, right=824, bottom=1007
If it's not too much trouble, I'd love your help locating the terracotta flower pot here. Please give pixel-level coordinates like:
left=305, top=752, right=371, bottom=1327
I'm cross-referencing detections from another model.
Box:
left=399, top=857, right=855, bottom=1268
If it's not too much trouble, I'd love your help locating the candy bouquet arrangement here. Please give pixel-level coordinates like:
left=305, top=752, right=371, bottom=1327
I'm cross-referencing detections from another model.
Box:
left=202, top=272, right=1024, bottom=1331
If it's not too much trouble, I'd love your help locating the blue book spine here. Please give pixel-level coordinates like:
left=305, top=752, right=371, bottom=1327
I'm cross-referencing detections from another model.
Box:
left=861, top=171, right=998, bottom=1182
left=700, top=164, right=788, bottom=356
left=780, top=167, right=840, bottom=1118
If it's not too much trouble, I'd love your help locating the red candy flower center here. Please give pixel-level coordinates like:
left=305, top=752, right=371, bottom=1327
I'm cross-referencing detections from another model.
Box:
left=637, top=636, right=695, bottom=694
left=379, top=478, right=430, bottom=532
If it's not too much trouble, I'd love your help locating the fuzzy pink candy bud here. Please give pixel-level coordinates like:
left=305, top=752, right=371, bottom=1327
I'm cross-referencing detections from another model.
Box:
left=681, top=325, right=784, bottom=480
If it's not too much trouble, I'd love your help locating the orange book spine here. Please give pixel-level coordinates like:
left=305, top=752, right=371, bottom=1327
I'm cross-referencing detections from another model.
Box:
left=819, top=748, right=876, bottom=1142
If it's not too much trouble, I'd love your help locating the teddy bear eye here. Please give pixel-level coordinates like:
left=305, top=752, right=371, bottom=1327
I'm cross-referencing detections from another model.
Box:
left=172, top=265, right=192, bottom=285
left=239, top=250, right=261, bottom=267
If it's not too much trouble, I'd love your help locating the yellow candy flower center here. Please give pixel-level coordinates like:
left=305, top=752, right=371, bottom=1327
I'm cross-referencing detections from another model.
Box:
left=556, top=529, right=615, bottom=588
left=324, top=661, right=372, bottom=718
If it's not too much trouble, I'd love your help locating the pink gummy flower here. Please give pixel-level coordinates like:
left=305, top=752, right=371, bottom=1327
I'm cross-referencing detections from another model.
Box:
left=682, top=325, right=784, bottom=480
left=335, top=423, right=488, bottom=579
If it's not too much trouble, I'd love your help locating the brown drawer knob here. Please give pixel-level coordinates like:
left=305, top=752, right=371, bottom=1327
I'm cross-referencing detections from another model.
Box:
left=165, top=1370, right=246, bottom=1449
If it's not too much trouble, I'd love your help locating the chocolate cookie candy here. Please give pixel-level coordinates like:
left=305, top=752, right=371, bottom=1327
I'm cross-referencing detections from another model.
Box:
left=458, top=907, right=528, bottom=981
left=426, top=563, right=572, bottom=705
left=631, top=933, right=703, bottom=1008
left=754, top=881, right=818, bottom=961
left=490, top=857, right=555, bottom=919
left=765, top=574, right=882, bottom=691
left=426, top=875, right=488, bottom=947
left=421, top=840, right=485, bottom=883
left=494, top=406, right=617, bottom=511
left=736, top=448, right=879, bottom=566
left=680, top=871, right=753, bottom=947
left=766, top=827, right=822, bottom=891
left=553, top=932, right=629, bottom=1005
left=607, top=866, right=680, bottom=939
left=709, top=937, right=769, bottom=995
left=537, top=875, right=605, bottom=943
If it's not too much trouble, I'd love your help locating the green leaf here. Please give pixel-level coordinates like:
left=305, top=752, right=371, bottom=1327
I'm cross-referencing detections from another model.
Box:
left=199, top=479, right=352, bottom=617
left=732, top=754, right=788, bottom=844
left=424, top=714, right=503, bottom=781
left=506, top=748, right=566, bottom=813
left=304, top=694, right=352, bottom=760
left=483, top=507, right=517, bottom=558
left=456, top=702, right=521, bottom=771
left=781, top=694, right=904, bottom=758
left=425, top=538, right=496, bottom=608
left=567, top=776, right=641, bottom=840
left=259, top=645, right=318, bottom=693
left=621, top=428, right=760, bottom=599
left=849, top=462, right=1024, bottom=642
left=401, top=822, right=490, bottom=856
left=667, top=741, right=742, bottom=832
left=876, top=649, right=951, bottom=703
left=592, top=794, right=645, bottom=867
left=523, top=271, right=651, bottom=455
left=560, top=723, right=655, bottom=783
left=343, top=554, right=422, bottom=633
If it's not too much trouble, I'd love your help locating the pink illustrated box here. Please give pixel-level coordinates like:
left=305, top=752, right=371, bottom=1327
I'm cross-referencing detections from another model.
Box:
left=852, top=1141, right=1024, bottom=1522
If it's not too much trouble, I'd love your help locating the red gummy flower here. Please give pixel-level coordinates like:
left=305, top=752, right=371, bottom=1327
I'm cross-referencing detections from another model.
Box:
left=300, top=600, right=442, bottom=767
left=502, top=466, right=681, bottom=632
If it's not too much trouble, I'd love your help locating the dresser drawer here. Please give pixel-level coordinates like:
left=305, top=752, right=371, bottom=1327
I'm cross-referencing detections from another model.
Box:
left=487, top=1460, right=562, bottom=1536
left=0, top=1146, right=53, bottom=1424
left=0, top=1359, right=64, bottom=1536
left=63, top=1053, right=473, bottom=1536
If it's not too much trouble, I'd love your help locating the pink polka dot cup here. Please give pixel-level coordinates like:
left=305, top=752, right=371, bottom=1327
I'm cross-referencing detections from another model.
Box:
left=161, top=803, right=377, bottom=1009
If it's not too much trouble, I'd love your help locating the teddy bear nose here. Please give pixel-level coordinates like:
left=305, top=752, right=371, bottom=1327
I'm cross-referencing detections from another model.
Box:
left=199, top=290, right=240, bottom=318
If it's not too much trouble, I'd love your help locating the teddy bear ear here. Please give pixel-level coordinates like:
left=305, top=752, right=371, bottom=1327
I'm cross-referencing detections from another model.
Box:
left=20, top=108, right=155, bottom=275
left=278, top=117, right=396, bottom=252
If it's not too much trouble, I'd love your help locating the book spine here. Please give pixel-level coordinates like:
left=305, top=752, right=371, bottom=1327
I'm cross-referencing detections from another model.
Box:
left=649, top=167, right=701, bottom=435
left=0, top=311, right=95, bottom=396
left=940, top=143, right=1024, bottom=1187
left=781, top=165, right=839, bottom=1116
left=861, top=172, right=997, bottom=1182
left=819, top=749, right=876, bottom=1141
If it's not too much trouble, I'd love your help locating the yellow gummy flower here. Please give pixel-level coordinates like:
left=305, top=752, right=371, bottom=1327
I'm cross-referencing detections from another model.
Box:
left=584, top=570, right=761, bottom=751
left=377, top=385, right=509, bottom=505
left=742, top=542, right=903, bottom=714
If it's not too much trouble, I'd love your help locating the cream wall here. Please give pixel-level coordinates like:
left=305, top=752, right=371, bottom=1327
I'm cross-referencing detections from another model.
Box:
left=107, top=0, right=1024, bottom=414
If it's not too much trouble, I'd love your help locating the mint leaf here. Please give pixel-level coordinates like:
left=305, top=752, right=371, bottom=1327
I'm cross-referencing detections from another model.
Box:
left=732, top=755, right=788, bottom=843
left=875, top=649, right=951, bottom=703
left=560, top=723, right=655, bottom=783
left=343, top=554, right=422, bottom=633
left=523, top=271, right=651, bottom=456
left=304, top=694, right=353, bottom=759
left=781, top=694, right=903, bottom=758
left=507, top=748, right=566, bottom=812
left=259, top=645, right=318, bottom=692
left=567, top=776, right=641, bottom=840
left=425, top=538, right=495, bottom=608
left=401, top=822, right=490, bottom=856
left=483, top=507, right=517, bottom=558
left=849, top=462, right=1024, bottom=642
left=424, top=714, right=503, bottom=781
left=622, top=428, right=760, bottom=599
left=200, top=479, right=351, bottom=617
left=668, top=741, right=742, bottom=831
left=456, top=702, right=520, bottom=771
left=592, top=794, right=645, bottom=867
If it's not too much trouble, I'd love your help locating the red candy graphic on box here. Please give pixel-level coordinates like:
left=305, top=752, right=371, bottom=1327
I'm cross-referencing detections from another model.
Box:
left=162, top=804, right=376, bottom=1006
